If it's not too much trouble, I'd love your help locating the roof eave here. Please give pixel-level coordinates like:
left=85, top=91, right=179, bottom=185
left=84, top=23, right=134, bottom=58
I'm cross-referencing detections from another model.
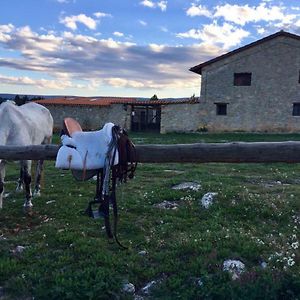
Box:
left=189, top=66, right=202, bottom=75
left=189, top=31, right=300, bottom=77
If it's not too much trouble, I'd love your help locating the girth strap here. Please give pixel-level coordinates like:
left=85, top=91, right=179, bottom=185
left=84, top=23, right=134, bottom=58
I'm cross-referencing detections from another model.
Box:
left=110, top=176, right=127, bottom=249
left=86, top=168, right=128, bottom=249
left=99, top=195, right=113, bottom=240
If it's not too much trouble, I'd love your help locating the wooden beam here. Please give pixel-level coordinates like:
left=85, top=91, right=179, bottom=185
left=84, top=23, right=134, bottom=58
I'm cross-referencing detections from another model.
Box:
left=0, top=145, right=59, bottom=161
left=1, top=141, right=300, bottom=163
left=137, top=142, right=300, bottom=163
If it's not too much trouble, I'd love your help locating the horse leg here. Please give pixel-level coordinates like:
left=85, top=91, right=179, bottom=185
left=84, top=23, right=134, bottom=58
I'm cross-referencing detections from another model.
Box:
left=16, top=166, right=24, bottom=192
left=33, top=160, right=44, bottom=197
left=0, top=160, right=6, bottom=209
left=22, top=160, right=33, bottom=208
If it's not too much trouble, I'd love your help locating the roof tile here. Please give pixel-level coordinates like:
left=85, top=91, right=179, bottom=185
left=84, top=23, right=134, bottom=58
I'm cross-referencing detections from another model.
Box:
left=34, top=96, right=198, bottom=106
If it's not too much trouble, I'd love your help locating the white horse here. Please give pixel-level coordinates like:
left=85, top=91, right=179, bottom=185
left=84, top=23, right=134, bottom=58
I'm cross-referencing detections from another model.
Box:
left=0, top=101, right=53, bottom=209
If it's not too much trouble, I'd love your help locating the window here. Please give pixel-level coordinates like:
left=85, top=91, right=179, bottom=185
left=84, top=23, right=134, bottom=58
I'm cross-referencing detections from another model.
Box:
left=234, top=73, right=252, bottom=86
left=215, top=103, right=227, bottom=115
left=293, top=103, right=300, bottom=116
left=298, top=71, right=300, bottom=84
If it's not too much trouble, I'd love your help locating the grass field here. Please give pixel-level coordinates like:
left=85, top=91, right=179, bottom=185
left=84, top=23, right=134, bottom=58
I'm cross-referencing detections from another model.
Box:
left=0, top=132, right=300, bottom=299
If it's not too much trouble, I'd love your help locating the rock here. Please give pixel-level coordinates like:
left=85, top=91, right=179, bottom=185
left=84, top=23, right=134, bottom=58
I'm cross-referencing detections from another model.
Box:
left=200, top=192, right=218, bottom=209
left=141, top=280, right=157, bottom=295
left=154, top=200, right=179, bottom=210
left=11, top=245, right=26, bottom=256
left=138, top=250, right=147, bottom=256
left=122, top=282, right=135, bottom=294
left=197, top=278, right=204, bottom=287
left=223, top=259, right=245, bottom=280
left=260, top=261, right=268, bottom=269
left=15, top=245, right=26, bottom=254
left=172, top=182, right=201, bottom=191
left=134, top=296, right=144, bottom=300
left=46, top=200, right=56, bottom=204
left=164, top=169, right=184, bottom=174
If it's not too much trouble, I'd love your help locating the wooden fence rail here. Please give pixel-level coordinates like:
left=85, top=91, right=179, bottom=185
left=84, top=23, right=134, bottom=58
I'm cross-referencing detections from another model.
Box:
left=1, top=141, right=300, bottom=163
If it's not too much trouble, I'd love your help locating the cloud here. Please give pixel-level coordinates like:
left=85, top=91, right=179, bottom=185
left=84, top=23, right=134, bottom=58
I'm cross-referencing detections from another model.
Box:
left=256, top=27, right=266, bottom=35
left=186, top=4, right=212, bottom=18
left=104, top=78, right=145, bottom=88
left=113, top=31, right=124, bottom=37
left=157, top=1, right=167, bottom=12
left=184, top=2, right=299, bottom=36
left=140, top=0, right=167, bottom=12
left=139, top=20, right=147, bottom=26
left=56, top=0, right=71, bottom=3
left=160, top=26, right=168, bottom=32
left=60, top=14, right=98, bottom=30
left=214, top=3, right=297, bottom=26
left=177, top=22, right=249, bottom=49
left=0, top=24, right=14, bottom=42
left=140, top=0, right=155, bottom=8
left=0, top=74, right=78, bottom=89
left=0, top=24, right=224, bottom=92
left=180, top=1, right=300, bottom=48
left=94, top=12, right=112, bottom=18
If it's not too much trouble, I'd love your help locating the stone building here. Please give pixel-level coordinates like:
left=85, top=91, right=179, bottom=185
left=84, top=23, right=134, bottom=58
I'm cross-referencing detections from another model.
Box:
left=190, top=30, right=300, bottom=132
left=35, top=96, right=198, bottom=133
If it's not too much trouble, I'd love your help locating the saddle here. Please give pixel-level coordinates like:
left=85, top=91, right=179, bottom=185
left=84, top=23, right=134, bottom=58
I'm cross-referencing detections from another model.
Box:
left=57, top=117, right=137, bottom=248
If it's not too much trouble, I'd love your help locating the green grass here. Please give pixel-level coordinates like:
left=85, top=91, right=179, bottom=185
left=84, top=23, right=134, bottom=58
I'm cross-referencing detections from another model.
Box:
left=0, top=132, right=300, bottom=299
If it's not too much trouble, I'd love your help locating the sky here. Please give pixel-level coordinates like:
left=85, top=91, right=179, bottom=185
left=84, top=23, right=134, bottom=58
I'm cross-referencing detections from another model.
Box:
left=0, top=0, right=300, bottom=98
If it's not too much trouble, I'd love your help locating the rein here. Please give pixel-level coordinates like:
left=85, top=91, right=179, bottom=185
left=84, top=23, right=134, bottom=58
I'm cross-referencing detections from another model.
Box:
left=81, top=125, right=137, bottom=249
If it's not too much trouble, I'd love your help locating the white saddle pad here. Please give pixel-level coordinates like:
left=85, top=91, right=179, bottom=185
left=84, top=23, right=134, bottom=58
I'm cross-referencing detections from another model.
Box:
left=55, top=122, right=119, bottom=170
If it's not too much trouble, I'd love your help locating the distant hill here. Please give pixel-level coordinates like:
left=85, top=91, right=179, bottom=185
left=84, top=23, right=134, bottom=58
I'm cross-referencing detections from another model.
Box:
left=0, top=93, right=63, bottom=100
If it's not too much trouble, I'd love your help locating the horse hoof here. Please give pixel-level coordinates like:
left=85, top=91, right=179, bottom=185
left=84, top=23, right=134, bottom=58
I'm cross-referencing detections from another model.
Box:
left=23, top=205, right=33, bottom=214
left=33, top=190, right=41, bottom=197
left=23, top=201, right=33, bottom=209
left=16, top=186, right=23, bottom=193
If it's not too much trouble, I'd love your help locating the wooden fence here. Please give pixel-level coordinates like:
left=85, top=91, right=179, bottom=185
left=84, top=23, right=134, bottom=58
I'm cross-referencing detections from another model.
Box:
left=1, top=141, right=300, bottom=163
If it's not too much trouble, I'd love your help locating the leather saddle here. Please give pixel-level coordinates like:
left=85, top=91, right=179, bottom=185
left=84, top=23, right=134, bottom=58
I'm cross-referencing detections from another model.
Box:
left=63, top=117, right=83, bottom=136
left=58, top=117, right=137, bottom=248
left=61, top=117, right=101, bottom=180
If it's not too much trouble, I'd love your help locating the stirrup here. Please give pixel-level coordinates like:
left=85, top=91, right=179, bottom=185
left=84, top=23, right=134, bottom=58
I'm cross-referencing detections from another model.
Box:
left=85, top=198, right=102, bottom=219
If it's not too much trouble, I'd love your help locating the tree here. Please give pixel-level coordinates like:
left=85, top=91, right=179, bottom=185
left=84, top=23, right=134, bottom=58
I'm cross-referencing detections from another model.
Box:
left=14, top=95, right=28, bottom=106
left=150, top=94, right=159, bottom=101
left=190, top=94, right=196, bottom=101
left=31, top=96, right=44, bottom=100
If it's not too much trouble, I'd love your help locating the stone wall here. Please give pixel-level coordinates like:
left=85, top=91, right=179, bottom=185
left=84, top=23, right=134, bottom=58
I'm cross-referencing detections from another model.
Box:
left=200, top=35, right=300, bottom=132
left=160, top=103, right=201, bottom=133
left=43, top=104, right=131, bottom=132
